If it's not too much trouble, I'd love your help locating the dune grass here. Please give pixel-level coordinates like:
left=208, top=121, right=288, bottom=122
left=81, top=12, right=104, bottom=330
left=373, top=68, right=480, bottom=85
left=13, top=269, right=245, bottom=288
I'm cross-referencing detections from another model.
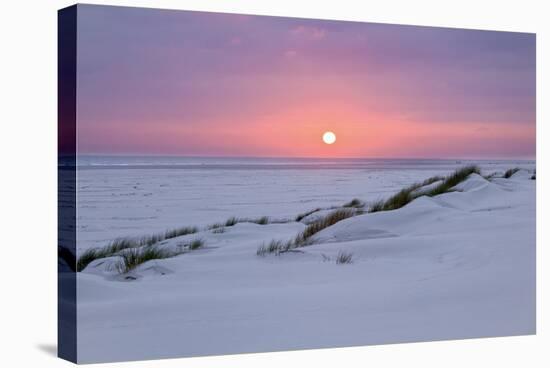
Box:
left=504, top=168, right=520, bottom=179
left=139, top=234, right=163, bottom=247
left=251, top=216, right=269, bottom=225
left=115, top=238, right=205, bottom=274
left=343, top=198, right=365, bottom=208
left=258, top=166, right=481, bottom=258
left=77, top=238, right=144, bottom=272
left=295, top=208, right=322, bottom=222
left=80, top=165, right=497, bottom=267
left=114, top=246, right=178, bottom=274
left=78, top=212, right=279, bottom=271
left=257, top=239, right=293, bottom=256
left=369, top=186, right=416, bottom=212
left=224, top=216, right=271, bottom=227
left=256, top=164, right=531, bottom=260
left=258, top=208, right=358, bottom=256
left=207, top=222, right=224, bottom=230
left=188, top=238, right=205, bottom=250
left=424, top=165, right=480, bottom=196
left=369, top=166, right=479, bottom=213
left=79, top=238, right=206, bottom=273
left=76, top=249, right=101, bottom=272
left=368, top=175, right=442, bottom=212
left=296, top=198, right=365, bottom=223
left=225, top=217, right=239, bottom=227
left=335, top=251, right=354, bottom=264
left=164, top=226, right=198, bottom=240
left=77, top=238, right=156, bottom=271
left=77, top=226, right=199, bottom=272
left=295, top=208, right=357, bottom=245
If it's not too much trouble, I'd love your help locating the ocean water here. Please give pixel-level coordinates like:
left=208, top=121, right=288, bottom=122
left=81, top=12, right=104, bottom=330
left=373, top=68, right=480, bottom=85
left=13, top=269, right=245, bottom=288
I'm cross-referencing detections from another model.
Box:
left=75, top=155, right=534, bottom=171
left=74, top=155, right=534, bottom=251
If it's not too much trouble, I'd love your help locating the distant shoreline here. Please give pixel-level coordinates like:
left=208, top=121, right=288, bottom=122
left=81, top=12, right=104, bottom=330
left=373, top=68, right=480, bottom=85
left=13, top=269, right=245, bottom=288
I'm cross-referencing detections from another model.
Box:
left=62, top=156, right=536, bottom=170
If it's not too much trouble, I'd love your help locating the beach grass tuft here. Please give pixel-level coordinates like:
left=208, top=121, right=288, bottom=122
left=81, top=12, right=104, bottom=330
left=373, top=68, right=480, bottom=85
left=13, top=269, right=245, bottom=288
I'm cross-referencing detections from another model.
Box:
left=504, top=168, right=520, bottom=179
left=258, top=239, right=295, bottom=256
left=77, top=237, right=161, bottom=271
left=257, top=240, right=288, bottom=256
left=252, top=216, right=269, bottom=225
left=225, top=217, right=240, bottom=227
left=164, top=226, right=198, bottom=240
left=335, top=251, right=354, bottom=264
left=115, top=246, right=177, bottom=274
left=188, top=238, right=205, bottom=250
left=76, top=237, right=146, bottom=272
left=77, top=247, right=111, bottom=272
left=373, top=186, right=415, bottom=212
left=295, top=208, right=322, bottom=222
left=207, top=222, right=224, bottom=230
left=113, top=238, right=206, bottom=274
left=368, top=199, right=385, bottom=213
left=343, top=198, right=365, bottom=208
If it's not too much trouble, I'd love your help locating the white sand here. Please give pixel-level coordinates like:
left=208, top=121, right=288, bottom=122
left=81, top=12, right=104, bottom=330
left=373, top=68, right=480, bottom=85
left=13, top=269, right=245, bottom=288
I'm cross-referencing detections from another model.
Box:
left=72, top=163, right=535, bottom=363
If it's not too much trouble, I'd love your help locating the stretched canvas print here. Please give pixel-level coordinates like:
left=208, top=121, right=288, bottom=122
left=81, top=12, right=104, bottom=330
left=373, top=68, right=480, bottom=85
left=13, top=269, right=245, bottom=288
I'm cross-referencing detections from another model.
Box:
left=58, top=4, right=536, bottom=364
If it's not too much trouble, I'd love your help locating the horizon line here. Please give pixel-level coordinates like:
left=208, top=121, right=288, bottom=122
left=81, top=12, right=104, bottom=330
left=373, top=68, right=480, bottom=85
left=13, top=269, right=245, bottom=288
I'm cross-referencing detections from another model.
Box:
left=74, top=153, right=536, bottom=161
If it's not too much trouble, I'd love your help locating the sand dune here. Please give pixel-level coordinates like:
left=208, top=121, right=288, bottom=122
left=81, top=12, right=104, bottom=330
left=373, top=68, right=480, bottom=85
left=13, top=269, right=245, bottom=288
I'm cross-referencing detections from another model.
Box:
left=73, top=168, right=535, bottom=363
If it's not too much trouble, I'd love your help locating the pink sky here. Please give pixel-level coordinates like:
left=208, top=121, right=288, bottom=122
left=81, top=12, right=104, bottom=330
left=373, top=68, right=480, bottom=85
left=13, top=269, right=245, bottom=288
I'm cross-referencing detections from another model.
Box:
left=76, top=5, right=536, bottom=159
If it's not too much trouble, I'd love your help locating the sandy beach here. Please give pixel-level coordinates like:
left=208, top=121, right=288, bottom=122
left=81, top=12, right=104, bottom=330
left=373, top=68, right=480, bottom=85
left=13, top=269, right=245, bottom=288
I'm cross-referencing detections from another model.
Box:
left=66, top=159, right=536, bottom=363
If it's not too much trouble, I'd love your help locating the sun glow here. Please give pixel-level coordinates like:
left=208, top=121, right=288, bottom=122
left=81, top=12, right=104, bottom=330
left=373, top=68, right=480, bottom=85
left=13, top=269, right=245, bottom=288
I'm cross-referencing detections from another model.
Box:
left=322, top=131, right=336, bottom=145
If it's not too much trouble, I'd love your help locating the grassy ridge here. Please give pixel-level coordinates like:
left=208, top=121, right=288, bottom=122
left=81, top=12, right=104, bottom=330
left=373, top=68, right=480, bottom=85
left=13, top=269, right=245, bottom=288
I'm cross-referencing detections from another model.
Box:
left=77, top=234, right=204, bottom=272
left=294, top=209, right=357, bottom=245
left=115, top=247, right=177, bottom=274
left=295, top=208, right=322, bottom=222
left=257, top=208, right=358, bottom=256
left=77, top=226, right=198, bottom=272
left=369, top=166, right=479, bottom=213
left=114, top=239, right=205, bottom=274
left=77, top=215, right=274, bottom=272
left=259, top=165, right=483, bottom=257
left=80, top=165, right=515, bottom=268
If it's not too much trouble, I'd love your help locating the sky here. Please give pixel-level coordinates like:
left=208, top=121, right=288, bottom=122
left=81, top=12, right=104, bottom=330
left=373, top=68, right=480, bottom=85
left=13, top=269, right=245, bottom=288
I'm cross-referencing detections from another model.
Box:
left=76, top=5, right=536, bottom=159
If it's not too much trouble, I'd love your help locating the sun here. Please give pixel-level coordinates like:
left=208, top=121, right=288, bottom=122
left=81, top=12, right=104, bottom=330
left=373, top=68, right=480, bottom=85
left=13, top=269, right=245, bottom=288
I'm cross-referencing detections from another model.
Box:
left=322, top=131, right=336, bottom=145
